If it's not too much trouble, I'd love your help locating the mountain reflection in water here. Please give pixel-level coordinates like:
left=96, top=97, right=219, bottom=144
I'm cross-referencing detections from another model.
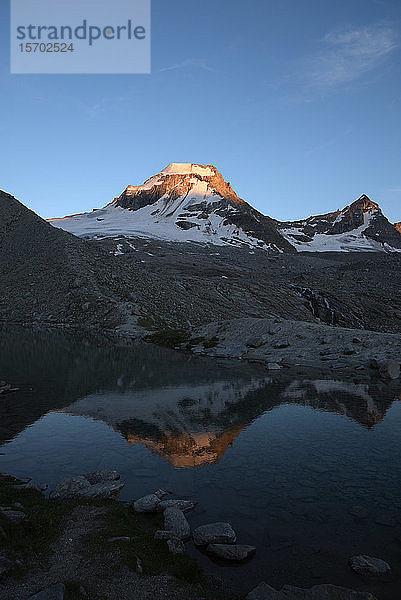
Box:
left=0, top=327, right=399, bottom=466
left=62, top=377, right=397, bottom=467
left=2, top=328, right=401, bottom=599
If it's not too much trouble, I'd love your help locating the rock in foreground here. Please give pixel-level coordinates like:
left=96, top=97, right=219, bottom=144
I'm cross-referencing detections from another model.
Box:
left=49, top=472, right=124, bottom=500
left=206, top=543, right=255, bottom=561
left=133, top=493, right=161, bottom=513
left=163, top=507, right=191, bottom=541
left=247, top=582, right=378, bottom=599
left=193, top=522, right=236, bottom=546
left=349, top=555, right=391, bottom=576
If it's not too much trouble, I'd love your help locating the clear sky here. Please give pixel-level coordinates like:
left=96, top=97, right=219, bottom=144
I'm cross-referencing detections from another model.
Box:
left=1, top=0, right=400, bottom=222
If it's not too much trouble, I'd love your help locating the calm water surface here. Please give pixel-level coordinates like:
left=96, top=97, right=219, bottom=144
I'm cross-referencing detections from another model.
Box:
left=1, top=328, right=401, bottom=599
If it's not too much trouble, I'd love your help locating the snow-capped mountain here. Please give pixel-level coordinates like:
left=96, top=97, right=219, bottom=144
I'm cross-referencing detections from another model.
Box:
left=49, top=164, right=401, bottom=253
left=49, top=163, right=294, bottom=252
left=279, top=195, right=401, bottom=252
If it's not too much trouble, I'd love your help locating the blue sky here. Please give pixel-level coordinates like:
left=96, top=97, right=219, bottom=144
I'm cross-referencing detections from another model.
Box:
left=1, top=0, right=400, bottom=222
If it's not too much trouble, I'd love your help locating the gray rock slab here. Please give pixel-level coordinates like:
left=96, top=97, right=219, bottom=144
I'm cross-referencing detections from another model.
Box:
left=133, top=493, right=161, bottom=513
left=49, top=476, right=124, bottom=500
left=49, top=476, right=90, bottom=500
left=163, top=507, right=190, bottom=540
left=193, top=522, right=236, bottom=546
left=74, top=481, right=124, bottom=499
left=206, top=543, right=255, bottom=561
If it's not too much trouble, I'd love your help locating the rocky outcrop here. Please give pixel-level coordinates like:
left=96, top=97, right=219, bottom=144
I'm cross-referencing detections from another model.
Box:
left=292, top=287, right=365, bottom=329
left=280, top=195, right=401, bottom=251
left=49, top=471, right=124, bottom=500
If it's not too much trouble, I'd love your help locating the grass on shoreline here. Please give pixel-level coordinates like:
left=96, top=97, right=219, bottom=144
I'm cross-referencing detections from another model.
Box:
left=0, top=474, right=231, bottom=600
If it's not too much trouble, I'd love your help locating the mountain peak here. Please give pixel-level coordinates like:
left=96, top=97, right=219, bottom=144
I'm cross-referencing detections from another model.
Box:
left=48, top=167, right=401, bottom=254
left=350, top=195, right=381, bottom=213
left=117, top=162, right=244, bottom=211
left=160, top=163, right=217, bottom=177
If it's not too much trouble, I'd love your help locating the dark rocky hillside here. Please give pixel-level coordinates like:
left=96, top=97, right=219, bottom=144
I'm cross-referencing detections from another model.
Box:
left=0, top=191, right=130, bottom=327
left=2, top=190, right=401, bottom=337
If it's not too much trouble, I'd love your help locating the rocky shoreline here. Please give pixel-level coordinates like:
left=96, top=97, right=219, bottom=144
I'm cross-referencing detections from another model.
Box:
left=0, top=471, right=391, bottom=600
left=184, top=316, right=401, bottom=380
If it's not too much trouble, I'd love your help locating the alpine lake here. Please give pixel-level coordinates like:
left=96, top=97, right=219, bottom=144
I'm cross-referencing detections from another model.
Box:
left=1, top=327, right=401, bottom=599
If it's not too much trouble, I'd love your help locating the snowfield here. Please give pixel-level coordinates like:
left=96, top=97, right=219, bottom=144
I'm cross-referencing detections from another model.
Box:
left=281, top=212, right=401, bottom=253
left=49, top=202, right=271, bottom=249
left=48, top=164, right=401, bottom=254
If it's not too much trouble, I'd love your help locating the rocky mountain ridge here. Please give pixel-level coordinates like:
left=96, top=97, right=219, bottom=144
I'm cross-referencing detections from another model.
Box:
left=49, top=163, right=401, bottom=253
left=280, top=195, right=401, bottom=252
left=50, top=163, right=294, bottom=252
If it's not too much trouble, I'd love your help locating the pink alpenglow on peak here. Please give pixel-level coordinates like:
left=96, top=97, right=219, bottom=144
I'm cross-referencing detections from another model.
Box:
left=48, top=163, right=292, bottom=252
left=159, top=163, right=216, bottom=177
left=48, top=165, right=401, bottom=253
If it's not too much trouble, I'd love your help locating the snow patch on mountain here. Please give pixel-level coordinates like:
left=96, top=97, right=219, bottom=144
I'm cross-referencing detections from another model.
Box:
left=281, top=212, right=396, bottom=252
left=48, top=165, right=401, bottom=254
left=49, top=163, right=289, bottom=251
left=50, top=203, right=274, bottom=249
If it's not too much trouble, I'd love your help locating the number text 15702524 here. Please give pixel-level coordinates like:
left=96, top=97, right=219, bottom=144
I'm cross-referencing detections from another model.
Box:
left=19, top=43, right=74, bottom=53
